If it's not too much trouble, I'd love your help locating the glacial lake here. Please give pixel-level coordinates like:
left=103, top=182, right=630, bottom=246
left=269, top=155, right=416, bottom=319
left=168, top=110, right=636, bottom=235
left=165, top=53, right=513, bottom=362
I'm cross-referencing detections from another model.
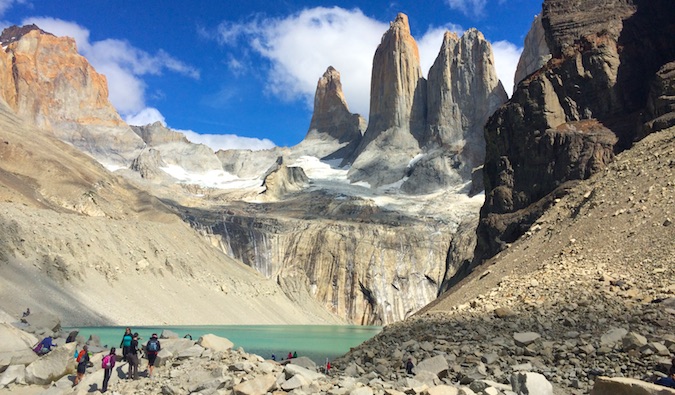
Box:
left=64, top=325, right=381, bottom=364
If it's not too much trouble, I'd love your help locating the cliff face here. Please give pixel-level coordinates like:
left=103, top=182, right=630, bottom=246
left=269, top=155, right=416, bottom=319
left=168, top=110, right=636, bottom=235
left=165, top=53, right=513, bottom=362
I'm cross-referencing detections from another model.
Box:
left=346, top=13, right=427, bottom=188
left=475, top=0, right=675, bottom=263
left=0, top=25, right=145, bottom=168
left=425, top=29, right=508, bottom=172
left=513, top=14, right=551, bottom=90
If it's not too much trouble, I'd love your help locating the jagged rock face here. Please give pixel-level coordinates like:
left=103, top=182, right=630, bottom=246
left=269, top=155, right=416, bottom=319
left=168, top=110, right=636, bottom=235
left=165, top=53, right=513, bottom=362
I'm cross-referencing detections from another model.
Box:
left=425, top=29, right=508, bottom=172
left=130, top=123, right=222, bottom=175
left=303, top=66, right=365, bottom=160
left=643, top=63, right=675, bottom=135
left=132, top=122, right=189, bottom=145
left=130, top=148, right=167, bottom=179
left=475, top=0, right=675, bottom=263
left=514, top=14, right=551, bottom=90
left=216, top=147, right=288, bottom=179
left=346, top=13, right=426, bottom=187
left=260, top=162, right=309, bottom=201
left=0, top=26, right=145, bottom=167
left=200, top=210, right=454, bottom=325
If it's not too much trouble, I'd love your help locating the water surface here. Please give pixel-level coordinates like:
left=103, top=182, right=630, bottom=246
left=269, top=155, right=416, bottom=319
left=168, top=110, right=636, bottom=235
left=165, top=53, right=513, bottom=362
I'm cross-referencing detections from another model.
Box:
left=65, top=325, right=381, bottom=364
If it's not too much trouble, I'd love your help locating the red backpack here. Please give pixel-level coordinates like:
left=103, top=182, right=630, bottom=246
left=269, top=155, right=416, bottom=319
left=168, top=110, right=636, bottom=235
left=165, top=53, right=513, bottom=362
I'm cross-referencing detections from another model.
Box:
left=76, top=349, right=86, bottom=363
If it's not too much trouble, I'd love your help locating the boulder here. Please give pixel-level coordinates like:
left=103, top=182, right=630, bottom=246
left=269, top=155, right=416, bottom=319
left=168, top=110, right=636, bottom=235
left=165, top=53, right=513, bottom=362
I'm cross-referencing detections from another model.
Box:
left=20, top=311, right=61, bottom=333
left=590, top=376, right=675, bottom=395
left=159, top=338, right=195, bottom=355
left=197, top=334, right=234, bottom=353
left=284, top=363, right=324, bottom=381
left=160, top=329, right=180, bottom=339
left=280, top=373, right=312, bottom=390
left=425, top=385, right=461, bottom=395
left=416, top=355, right=449, bottom=377
left=25, top=342, right=76, bottom=385
left=0, top=364, right=26, bottom=387
left=510, top=372, right=553, bottom=395
left=287, top=356, right=316, bottom=371
left=176, top=344, right=204, bottom=359
left=0, top=323, right=39, bottom=370
left=232, top=373, right=278, bottom=395
left=601, top=328, right=628, bottom=346
left=513, top=332, right=541, bottom=347
left=154, top=348, right=172, bottom=367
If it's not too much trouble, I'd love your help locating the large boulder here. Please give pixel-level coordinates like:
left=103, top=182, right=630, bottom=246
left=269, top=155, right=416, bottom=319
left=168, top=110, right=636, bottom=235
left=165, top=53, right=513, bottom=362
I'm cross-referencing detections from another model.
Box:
left=0, top=323, right=39, bottom=370
left=415, top=355, right=449, bottom=377
left=590, top=376, right=675, bottom=395
left=232, top=373, right=279, bottom=395
left=20, top=311, right=61, bottom=333
left=24, top=341, right=76, bottom=385
left=510, top=372, right=553, bottom=395
left=0, top=364, right=26, bottom=388
left=197, top=334, right=234, bottom=353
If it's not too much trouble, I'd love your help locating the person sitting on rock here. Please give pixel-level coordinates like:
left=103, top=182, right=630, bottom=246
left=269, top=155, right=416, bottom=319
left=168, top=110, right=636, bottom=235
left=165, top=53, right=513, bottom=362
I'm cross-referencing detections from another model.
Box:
left=22, top=308, right=30, bottom=317
left=33, top=336, right=56, bottom=355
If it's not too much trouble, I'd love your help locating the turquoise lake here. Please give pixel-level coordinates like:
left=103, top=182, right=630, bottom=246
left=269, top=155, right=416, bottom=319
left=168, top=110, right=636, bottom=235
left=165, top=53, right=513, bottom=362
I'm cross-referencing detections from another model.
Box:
left=64, top=325, right=381, bottom=364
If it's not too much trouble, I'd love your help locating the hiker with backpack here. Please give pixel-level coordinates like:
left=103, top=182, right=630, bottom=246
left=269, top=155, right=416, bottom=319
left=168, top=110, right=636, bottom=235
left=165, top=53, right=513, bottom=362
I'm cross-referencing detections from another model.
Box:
left=101, top=347, right=116, bottom=393
left=119, top=327, right=132, bottom=362
left=33, top=336, right=56, bottom=355
left=73, top=345, right=89, bottom=386
left=126, top=333, right=141, bottom=380
left=145, top=333, right=161, bottom=378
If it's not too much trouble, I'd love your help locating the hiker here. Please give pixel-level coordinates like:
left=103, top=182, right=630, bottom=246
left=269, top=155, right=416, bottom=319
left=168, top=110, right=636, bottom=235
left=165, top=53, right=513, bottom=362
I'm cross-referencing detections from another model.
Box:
left=101, top=347, right=116, bottom=393
left=293, top=351, right=298, bottom=358
left=405, top=357, right=414, bottom=375
left=74, top=345, right=89, bottom=386
left=145, top=333, right=161, bottom=378
left=33, top=336, right=56, bottom=355
left=287, top=352, right=293, bottom=359
left=326, top=359, right=332, bottom=374
left=271, top=354, right=276, bottom=361
left=126, top=333, right=141, bottom=380
left=22, top=308, right=30, bottom=317
left=119, top=327, right=132, bottom=362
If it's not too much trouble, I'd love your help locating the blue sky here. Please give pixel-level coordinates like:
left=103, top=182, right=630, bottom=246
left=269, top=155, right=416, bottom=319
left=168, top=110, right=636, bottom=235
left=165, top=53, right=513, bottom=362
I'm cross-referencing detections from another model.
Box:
left=0, top=0, right=542, bottom=150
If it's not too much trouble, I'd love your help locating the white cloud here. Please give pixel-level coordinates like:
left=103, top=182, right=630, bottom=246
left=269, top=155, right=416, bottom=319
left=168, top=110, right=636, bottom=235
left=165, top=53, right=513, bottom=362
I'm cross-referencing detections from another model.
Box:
left=218, top=7, right=388, bottom=118
left=180, top=129, right=276, bottom=151
left=0, top=0, right=26, bottom=16
left=445, top=0, right=488, bottom=17
left=491, top=40, right=522, bottom=97
left=22, top=17, right=199, bottom=117
left=125, top=107, right=166, bottom=126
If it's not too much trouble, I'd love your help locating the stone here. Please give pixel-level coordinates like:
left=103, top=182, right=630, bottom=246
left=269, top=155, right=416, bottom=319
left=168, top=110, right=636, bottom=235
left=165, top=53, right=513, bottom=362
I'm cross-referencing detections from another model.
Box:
left=232, top=373, right=279, bottom=395
left=600, top=328, right=628, bottom=346
left=350, top=387, right=374, bottom=395
left=0, top=364, right=26, bottom=387
left=176, top=344, right=204, bottom=359
left=590, top=376, right=675, bottom=395
left=416, top=355, right=449, bottom=377
left=24, top=342, right=76, bottom=385
left=154, top=348, right=173, bottom=367
left=510, top=372, right=553, bottom=395
left=513, top=332, right=541, bottom=347
left=425, top=385, right=461, bottom=395
left=20, top=311, right=61, bottom=333
left=622, top=332, right=648, bottom=351
left=514, top=14, right=551, bottom=89
left=197, top=334, right=234, bottom=353
left=280, top=373, right=312, bottom=390
left=160, top=329, right=180, bottom=339
left=0, top=323, right=39, bottom=370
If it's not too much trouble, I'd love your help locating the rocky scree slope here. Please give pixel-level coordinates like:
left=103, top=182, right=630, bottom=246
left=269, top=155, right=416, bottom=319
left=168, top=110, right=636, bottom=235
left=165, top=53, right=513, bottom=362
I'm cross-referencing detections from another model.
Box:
left=335, top=125, right=675, bottom=394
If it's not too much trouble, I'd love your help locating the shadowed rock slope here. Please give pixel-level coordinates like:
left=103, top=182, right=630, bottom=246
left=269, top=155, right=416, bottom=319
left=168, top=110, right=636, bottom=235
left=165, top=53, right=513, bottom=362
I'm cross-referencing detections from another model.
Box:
left=337, top=125, right=675, bottom=394
left=0, top=100, right=343, bottom=326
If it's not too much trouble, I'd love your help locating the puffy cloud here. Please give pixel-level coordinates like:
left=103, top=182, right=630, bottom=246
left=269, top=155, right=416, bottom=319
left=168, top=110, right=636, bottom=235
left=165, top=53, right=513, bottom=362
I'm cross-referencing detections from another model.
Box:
left=22, top=17, right=199, bottom=117
left=125, top=107, right=166, bottom=126
left=490, top=40, right=522, bottom=97
left=445, top=0, right=488, bottom=18
left=180, top=129, right=276, bottom=151
left=0, top=0, right=26, bottom=16
left=215, top=7, right=388, bottom=118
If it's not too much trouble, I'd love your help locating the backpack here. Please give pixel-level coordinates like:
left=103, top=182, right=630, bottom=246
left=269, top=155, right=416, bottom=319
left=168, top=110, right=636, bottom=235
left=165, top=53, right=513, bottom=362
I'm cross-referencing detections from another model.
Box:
left=101, top=354, right=113, bottom=369
left=76, top=349, right=86, bottom=363
left=147, top=339, right=159, bottom=352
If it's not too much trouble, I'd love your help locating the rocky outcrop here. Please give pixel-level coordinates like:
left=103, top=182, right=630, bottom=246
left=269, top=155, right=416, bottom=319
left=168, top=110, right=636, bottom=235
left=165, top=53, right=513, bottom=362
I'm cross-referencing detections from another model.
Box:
left=424, top=29, right=508, bottom=172
left=216, top=148, right=287, bottom=179
left=0, top=25, right=145, bottom=168
left=346, top=13, right=426, bottom=187
left=301, top=66, right=365, bottom=160
left=475, top=0, right=675, bottom=263
left=514, top=14, right=551, bottom=90
left=643, top=61, right=675, bottom=135
left=259, top=160, right=309, bottom=201
left=187, top=194, right=467, bottom=325
left=130, top=148, right=167, bottom=179
left=132, top=121, right=189, bottom=145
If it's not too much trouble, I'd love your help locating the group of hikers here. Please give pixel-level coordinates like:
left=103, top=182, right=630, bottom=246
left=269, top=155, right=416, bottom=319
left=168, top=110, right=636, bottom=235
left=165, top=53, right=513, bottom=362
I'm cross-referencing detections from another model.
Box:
left=32, top=327, right=161, bottom=392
